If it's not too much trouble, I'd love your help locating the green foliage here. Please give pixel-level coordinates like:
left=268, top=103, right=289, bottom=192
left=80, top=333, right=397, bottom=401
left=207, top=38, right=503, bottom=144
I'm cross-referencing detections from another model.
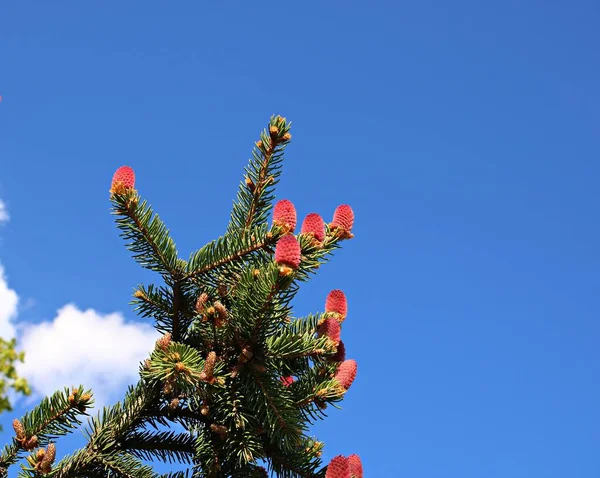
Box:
left=0, top=338, right=31, bottom=432
left=0, top=116, right=359, bottom=478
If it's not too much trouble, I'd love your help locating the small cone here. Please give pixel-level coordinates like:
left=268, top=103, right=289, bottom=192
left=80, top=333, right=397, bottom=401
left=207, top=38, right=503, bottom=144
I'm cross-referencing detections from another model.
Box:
left=272, top=199, right=297, bottom=232
left=334, top=359, right=357, bottom=391
left=348, top=454, right=363, bottom=478
left=330, top=204, right=354, bottom=238
left=325, top=455, right=351, bottom=478
left=275, top=235, right=301, bottom=269
left=280, top=376, right=295, bottom=387
left=326, top=290, right=347, bottom=320
left=318, top=317, right=341, bottom=344
left=301, top=213, right=326, bottom=243
left=111, top=166, right=135, bottom=192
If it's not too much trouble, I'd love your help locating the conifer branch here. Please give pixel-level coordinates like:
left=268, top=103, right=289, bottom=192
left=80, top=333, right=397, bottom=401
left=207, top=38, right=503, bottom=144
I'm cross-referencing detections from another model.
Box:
left=266, top=333, right=334, bottom=360
left=264, top=437, right=323, bottom=478
left=121, top=430, right=196, bottom=464
left=5, top=118, right=363, bottom=478
left=95, top=452, right=156, bottom=478
left=248, top=373, right=304, bottom=452
left=0, top=386, right=92, bottom=471
left=227, top=116, right=292, bottom=239
left=111, top=192, right=180, bottom=278
left=184, top=226, right=275, bottom=283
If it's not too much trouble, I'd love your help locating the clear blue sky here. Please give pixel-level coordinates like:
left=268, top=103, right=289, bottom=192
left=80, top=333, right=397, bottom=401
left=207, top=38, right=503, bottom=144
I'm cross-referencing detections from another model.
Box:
left=1, top=1, right=599, bottom=477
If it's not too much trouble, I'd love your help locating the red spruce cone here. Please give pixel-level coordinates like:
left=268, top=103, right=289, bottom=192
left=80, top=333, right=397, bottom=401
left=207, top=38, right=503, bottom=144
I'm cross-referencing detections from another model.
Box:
left=275, top=235, right=301, bottom=269
left=330, top=204, right=354, bottom=238
left=348, top=454, right=363, bottom=478
left=335, top=359, right=357, bottom=390
left=318, top=317, right=341, bottom=344
left=326, top=290, right=347, bottom=320
left=111, top=166, right=135, bottom=190
left=301, top=213, right=325, bottom=243
left=272, top=199, right=297, bottom=232
left=325, top=455, right=351, bottom=478
left=280, top=376, right=295, bottom=387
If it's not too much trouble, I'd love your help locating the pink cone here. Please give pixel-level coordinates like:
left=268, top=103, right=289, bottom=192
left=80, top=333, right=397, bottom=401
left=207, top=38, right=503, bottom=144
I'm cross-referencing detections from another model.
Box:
left=111, top=166, right=135, bottom=189
left=301, top=213, right=325, bottom=242
left=326, top=290, right=347, bottom=318
left=348, top=454, right=363, bottom=478
left=325, top=455, right=351, bottom=478
left=273, top=199, right=297, bottom=231
left=275, top=235, right=301, bottom=269
left=331, top=204, right=354, bottom=233
left=335, top=359, right=357, bottom=390
left=318, top=317, right=341, bottom=344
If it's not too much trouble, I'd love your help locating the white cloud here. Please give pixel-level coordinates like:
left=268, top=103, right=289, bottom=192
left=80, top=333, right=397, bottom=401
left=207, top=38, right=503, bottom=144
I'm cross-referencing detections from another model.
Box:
left=0, top=200, right=8, bottom=223
left=0, top=265, right=18, bottom=340
left=0, top=196, right=160, bottom=411
left=17, top=304, right=161, bottom=408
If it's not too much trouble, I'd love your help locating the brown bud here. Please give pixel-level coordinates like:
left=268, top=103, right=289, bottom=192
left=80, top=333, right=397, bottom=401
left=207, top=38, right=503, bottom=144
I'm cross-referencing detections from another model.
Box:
left=133, top=290, right=145, bottom=299
left=269, top=125, right=279, bottom=135
left=44, top=443, right=56, bottom=464
left=81, top=393, right=92, bottom=402
left=175, top=362, right=187, bottom=373
left=217, top=283, right=227, bottom=297
left=202, top=351, right=217, bottom=381
left=36, top=449, right=46, bottom=460
left=195, top=292, right=209, bottom=314
left=143, top=358, right=152, bottom=370
left=213, top=301, right=228, bottom=323
left=255, top=140, right=263, bottom=149
left=245, top=176, right=255, bottom=192
left=68, top=393, right=76, bottom=405
left=13, top=419, right=25, bottom=440
left=36, top=443, right=56, bottom=474
left=253, top=269, right=261, bottom=279
left=156, top=332, right=172, bottom=351
left=282, top=132, right=292, bottom=141
left=169, top=398, right=180, bottom=409
left=200, top=405, right=209, bottom=416
left=162, top=382, right=174, bottom=395
left=24, top=435, right=38, bottom=451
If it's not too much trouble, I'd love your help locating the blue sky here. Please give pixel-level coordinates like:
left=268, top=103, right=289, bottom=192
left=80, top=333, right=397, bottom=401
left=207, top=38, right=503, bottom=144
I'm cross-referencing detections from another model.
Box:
left=1, top=1, right=599, bottom=477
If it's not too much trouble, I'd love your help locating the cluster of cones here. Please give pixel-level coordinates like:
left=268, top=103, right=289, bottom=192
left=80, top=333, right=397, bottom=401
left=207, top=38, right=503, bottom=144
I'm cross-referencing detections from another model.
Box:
left=272, top=200, right=361, bottom=474
left=280, top=288, right=357, bottom=393
left=110, top=167, right=363, bottom=475
left=272, top=198, right=354, bottom=272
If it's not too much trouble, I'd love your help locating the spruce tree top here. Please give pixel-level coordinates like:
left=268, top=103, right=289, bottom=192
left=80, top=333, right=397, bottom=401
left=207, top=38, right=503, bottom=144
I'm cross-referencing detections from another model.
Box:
left=1, top=116, right=363, bottom=478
